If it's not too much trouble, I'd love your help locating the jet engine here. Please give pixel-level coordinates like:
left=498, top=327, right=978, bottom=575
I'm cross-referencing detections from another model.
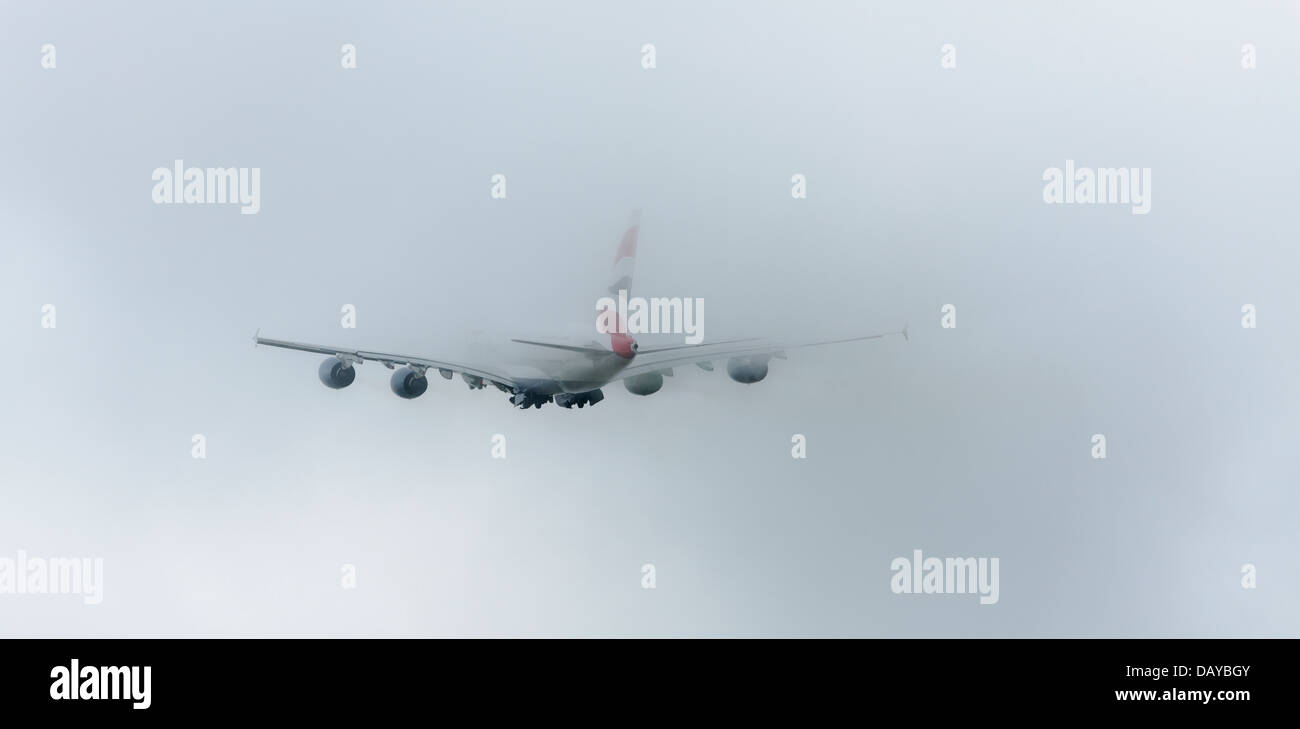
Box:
left=390, top=366, right=429, bottom=399
left=623, top=372, right=664, bottom=396
left=318, top=356, right=356, bottom=389
left=726, top=356, right=769, bottom=384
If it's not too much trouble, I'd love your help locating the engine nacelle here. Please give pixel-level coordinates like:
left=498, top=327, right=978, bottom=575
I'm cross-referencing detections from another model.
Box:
left=318, top=356, right=356, bottom=389
left=390, top=367, right=429, bottom=399
left=623, top=372, right=664, bottom=396
left=726, top=356, right=769, bottom=384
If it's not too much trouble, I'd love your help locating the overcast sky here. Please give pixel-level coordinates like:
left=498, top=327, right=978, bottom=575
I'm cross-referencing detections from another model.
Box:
left=1, top=0, right=1297, bottom=636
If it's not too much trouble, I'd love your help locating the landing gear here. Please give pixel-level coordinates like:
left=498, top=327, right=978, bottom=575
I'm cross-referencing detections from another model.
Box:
left=555, top=389, right=604, bottom=409
left=508, top=389, right=553, bottom=409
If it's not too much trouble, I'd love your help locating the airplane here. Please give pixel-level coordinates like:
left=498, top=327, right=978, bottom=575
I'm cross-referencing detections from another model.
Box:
left=254, top=212, right=908, bottom=410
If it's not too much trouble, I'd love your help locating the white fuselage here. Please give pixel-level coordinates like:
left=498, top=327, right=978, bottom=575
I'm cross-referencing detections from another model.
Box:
left=464, top=328, right=634, bottom=394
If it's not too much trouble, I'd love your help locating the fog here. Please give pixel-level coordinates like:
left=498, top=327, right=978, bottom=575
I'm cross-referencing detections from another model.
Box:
left=1, top=1, right=1296, bottom=636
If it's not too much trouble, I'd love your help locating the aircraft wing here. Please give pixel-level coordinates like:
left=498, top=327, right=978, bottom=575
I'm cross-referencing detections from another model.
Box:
left=254, top=333, right=519, bottom=389
left=615, top=325, right=908, bottom=381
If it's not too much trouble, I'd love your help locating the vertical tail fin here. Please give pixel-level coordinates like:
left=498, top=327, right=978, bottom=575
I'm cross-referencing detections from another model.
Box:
left=598, top=210, right=641, bottom=340
left=608, top=209, right=640, bottom=296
